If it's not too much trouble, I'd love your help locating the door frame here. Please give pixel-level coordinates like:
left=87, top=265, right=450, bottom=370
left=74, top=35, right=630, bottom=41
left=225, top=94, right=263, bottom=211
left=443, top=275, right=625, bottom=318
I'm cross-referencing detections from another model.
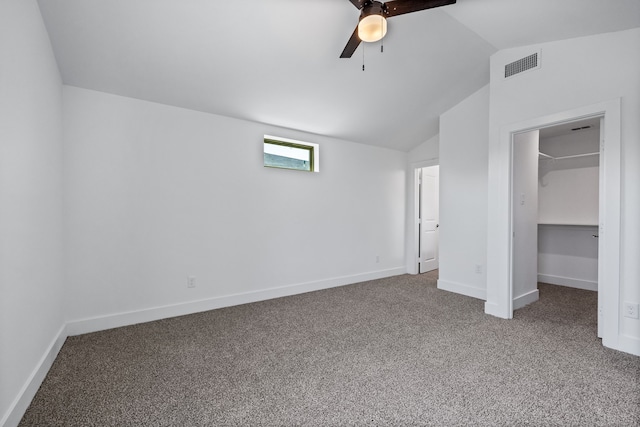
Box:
left=407, top=159, right=438, bottom=275
left=486, top=98, right=621, bottom=351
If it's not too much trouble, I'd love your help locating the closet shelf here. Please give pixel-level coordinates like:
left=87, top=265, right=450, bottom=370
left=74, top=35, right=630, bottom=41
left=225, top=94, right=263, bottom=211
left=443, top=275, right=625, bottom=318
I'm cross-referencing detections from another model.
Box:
left=538, top=222, right=598, bottom=227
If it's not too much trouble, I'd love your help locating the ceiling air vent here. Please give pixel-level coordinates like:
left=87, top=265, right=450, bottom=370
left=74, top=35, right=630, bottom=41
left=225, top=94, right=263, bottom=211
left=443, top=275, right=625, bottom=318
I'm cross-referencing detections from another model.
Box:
left=504, top=52, right=539, bottom=78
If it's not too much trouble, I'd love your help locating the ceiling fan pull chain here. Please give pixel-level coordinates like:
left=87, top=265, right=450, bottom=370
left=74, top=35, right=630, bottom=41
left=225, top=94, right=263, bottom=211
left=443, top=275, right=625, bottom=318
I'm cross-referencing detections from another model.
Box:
left=362, top=43, right=365, bottom=71
left=380, top=15, right=384, bottom=53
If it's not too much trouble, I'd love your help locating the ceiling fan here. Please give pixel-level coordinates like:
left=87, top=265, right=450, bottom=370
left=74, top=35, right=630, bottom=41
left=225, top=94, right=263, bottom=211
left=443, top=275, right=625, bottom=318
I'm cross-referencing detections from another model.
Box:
left=340, top=0, right=456, bottom=58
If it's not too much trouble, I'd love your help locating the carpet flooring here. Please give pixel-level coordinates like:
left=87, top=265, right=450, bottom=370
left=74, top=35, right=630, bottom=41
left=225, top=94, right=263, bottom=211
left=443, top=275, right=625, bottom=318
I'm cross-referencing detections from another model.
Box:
left=19, top=272, right=640, bottom=426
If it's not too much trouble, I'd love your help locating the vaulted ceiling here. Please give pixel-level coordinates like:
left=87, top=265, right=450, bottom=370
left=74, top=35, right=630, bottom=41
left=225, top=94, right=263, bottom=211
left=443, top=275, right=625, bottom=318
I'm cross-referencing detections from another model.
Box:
left=38, top=0, right=640, bottom=151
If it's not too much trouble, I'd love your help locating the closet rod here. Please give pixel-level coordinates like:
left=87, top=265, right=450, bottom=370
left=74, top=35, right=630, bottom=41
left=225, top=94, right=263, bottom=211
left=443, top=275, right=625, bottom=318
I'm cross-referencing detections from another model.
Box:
left=538, top=151, right=599, bottom=160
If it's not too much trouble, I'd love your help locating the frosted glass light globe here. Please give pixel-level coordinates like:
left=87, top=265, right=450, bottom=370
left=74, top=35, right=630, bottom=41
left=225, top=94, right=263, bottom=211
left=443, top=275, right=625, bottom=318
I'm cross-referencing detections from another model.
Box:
left=358, top=14, right=387, bottom=42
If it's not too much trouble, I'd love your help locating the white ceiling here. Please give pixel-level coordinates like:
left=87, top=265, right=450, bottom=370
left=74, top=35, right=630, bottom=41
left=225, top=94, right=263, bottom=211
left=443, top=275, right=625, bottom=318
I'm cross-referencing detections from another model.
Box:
left=539, top=117, right=601, bottom=140
left=37, top=0, right=640, bottom=151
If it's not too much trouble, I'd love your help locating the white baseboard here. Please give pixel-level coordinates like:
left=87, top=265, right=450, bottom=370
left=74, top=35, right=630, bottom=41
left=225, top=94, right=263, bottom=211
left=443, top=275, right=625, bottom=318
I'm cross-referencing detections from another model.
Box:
left=513, top=289, right=539, bottom=310
left=66, top=267, right=406, bottom=336
left=7, top=266, right=636, bottom=427
left=3, top=268, right=405, bottom=427
left=484, top=301, right=511, bottom=319
left=538, top=274, right=597, bottom=291
left=615, top=335, right=640, bottom=357
left=437, top=279, right=486, bottom=300
left=1, top=325, right=67, bottom=427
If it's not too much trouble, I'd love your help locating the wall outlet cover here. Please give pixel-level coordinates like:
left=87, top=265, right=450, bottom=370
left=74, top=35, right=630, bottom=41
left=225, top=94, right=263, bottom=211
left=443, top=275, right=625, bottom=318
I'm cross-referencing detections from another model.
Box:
left=623, top=302, right=639, bottom=319
left=187, top=277, right=196, bottom=288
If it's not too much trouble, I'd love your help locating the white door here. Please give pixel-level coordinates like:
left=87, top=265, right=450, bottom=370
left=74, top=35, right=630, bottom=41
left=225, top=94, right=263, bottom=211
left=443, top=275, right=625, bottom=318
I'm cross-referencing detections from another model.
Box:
left=419, top=166, right=439, bottom=273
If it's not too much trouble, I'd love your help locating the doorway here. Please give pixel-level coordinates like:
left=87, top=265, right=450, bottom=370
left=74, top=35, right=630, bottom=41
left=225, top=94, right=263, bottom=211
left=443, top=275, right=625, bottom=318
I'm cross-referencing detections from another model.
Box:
left=418, top=166, right=439, bottom=273
left=485, top=98, right=622, bottom=352
left=511, top=118, right=603, bottom=335
left=511, top=115, right=606, bottom=344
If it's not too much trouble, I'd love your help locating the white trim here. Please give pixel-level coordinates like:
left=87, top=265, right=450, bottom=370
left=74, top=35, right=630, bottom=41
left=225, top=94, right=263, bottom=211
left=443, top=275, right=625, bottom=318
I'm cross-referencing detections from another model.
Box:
left=616, top=335, right=640, bottom=357
left=513, top=289, right=539, bottom=310
left=3, top=268, right=406, bottom=426
left=484, top=301, right=510, bottom=318
left=437, top=279, right=486, bottom=300
left=1, top=325, right=67, bottom=427
left=486, top=98, right=621, bottom=352
left=537, top=274, right=597, bottom=292
left=409, top=158, right=439, bottom=170
left=66, top=267, right=406, bottom=336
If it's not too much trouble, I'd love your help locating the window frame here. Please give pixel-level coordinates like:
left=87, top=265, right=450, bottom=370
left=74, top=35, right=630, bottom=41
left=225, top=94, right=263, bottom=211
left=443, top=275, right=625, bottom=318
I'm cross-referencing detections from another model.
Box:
left=263, top=135, right=319, bottom=173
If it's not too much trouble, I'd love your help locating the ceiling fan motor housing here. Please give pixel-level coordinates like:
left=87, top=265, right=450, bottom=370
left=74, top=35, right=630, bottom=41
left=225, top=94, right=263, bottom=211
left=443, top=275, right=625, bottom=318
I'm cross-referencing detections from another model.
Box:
left=359, top=1, right=387, bottom=21
left=358, top=1, right=388, bottom=42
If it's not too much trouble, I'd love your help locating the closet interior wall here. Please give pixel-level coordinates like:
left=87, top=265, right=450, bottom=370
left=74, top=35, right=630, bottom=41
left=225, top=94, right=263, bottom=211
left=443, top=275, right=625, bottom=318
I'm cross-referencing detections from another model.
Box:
left=537, top=126, right=600, bottom=291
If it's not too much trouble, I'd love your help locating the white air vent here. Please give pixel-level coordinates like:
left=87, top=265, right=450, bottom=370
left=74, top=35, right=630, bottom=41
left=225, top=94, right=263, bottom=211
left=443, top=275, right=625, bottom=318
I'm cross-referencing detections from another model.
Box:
left=504, top=52, right=539, bottom=78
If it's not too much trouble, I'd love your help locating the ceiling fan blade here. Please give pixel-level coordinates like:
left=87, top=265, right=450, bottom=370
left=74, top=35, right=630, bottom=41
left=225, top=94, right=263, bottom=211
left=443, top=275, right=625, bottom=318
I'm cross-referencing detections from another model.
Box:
left=384, top=0, right=456, bottom=17
left=347, top=0, right=365, bottom=9
left=340, top=26, right=361, bottom=58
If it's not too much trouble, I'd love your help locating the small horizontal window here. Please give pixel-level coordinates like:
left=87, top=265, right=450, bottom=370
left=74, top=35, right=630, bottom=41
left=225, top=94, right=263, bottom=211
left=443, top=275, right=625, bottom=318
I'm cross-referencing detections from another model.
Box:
left=263, top=136, right=319, bottom=172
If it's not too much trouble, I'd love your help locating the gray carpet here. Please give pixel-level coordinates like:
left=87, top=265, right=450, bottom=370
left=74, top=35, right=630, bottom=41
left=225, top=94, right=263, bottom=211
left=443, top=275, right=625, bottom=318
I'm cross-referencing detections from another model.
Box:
left=19, top=272, right=640, bottom=426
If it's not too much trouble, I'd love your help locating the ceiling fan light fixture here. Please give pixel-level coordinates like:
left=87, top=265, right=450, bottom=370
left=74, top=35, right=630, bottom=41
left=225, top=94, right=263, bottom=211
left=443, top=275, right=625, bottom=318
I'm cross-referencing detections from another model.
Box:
left=358, top=2, right=387, bottom=42
left=358, top=14, right=387, bottom=42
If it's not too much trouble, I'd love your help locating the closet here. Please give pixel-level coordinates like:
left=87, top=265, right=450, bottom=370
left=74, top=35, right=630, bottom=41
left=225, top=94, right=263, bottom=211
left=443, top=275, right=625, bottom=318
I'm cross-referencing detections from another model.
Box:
left=537, top=118, right=600, bottom=291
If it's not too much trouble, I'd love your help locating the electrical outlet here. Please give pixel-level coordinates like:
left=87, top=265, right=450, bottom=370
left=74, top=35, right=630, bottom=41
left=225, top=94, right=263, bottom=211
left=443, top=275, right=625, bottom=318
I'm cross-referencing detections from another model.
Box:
left=187, top=276, right=196, bottom=288
left=623, top=302, right=639, bottom=319
left=375, top=255, right=380, bottom=264
left=475, top=264, right=483, bottom=274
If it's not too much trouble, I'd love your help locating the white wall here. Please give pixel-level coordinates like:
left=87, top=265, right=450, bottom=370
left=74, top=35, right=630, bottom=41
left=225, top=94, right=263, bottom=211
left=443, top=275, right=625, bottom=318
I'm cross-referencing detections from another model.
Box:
left=486, top=28, right=640, bottom=354
left=408, top=134, right=439, bottom=164
left=539, top=127, right=600, bottom=158
left=538, top=225, right=598, bottom=291
left=437, top=85, right=489, bottom=299
left=537, top=130, right=600, bottom=291
left=512, top=130, right=540, bottom=309
left=63, top=86, right=407, bottom=330
left=538, top=166, right=599, bottom=225
left=538, top=129, right=600, bottom=225
left=0, top=1, right=65, bottom=426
